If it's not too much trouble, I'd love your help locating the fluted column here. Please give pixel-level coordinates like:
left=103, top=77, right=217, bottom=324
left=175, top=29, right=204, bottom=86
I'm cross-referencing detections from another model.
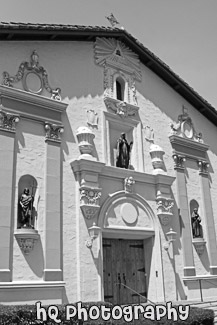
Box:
left=198, top=160, right=217, bottom=275
left=173, top=154, right=195, bottom=276
left=44, top=122, right=64, bottom=281
left=0, top=109, right=19, bottom=281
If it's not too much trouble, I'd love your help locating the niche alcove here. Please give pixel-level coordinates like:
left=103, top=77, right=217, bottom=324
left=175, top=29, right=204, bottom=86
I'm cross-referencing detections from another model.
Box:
left=14, top=175, right=39, bottom=254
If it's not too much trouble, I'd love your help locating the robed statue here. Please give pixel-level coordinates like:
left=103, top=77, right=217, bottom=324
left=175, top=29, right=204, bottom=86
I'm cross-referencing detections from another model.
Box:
left=19, top=188, right=34, bottom=228
left=191, top=208, right=202, bottom=238
left=116, top=133, right=133, bottom=169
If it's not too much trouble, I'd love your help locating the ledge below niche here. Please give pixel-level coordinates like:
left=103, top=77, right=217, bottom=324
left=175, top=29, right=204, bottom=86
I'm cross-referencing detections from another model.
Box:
left=14, top=228, right=39, bottom=255
left=192, top=237, right=206, bottom=256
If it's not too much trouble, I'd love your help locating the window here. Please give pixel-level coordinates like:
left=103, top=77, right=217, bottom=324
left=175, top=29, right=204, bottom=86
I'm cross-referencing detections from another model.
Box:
left=116, top=77, right=125, bottom=101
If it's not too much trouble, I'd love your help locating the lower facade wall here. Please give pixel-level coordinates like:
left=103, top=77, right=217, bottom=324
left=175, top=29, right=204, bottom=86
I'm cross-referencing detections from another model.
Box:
left=0, top=282, right=65, bottom=305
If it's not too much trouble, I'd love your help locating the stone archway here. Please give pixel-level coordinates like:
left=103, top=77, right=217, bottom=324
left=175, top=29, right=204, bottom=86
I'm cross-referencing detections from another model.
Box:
left=98, top=191, right=164, bottom=304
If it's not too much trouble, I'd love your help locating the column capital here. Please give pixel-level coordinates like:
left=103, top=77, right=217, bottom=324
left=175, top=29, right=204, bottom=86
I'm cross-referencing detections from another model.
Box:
left=172, top=154, right=186, bottom=170
left=44, top=122, right=64, bottom=143
left=197, top=160, right=209, bottom=175
left=0, top=109, right=19, bottom=133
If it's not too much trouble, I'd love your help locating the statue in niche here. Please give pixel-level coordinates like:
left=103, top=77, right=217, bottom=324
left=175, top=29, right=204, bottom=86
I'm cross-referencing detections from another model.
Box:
left=191, top=208, right=203, bottom=238
left=116, top=133, right=133, bottom=169
left=19, top=188, right=34, bottom=228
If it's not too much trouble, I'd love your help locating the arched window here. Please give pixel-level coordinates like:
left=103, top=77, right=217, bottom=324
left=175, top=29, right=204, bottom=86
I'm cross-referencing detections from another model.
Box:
left=116, top=77, right=125, bottom=101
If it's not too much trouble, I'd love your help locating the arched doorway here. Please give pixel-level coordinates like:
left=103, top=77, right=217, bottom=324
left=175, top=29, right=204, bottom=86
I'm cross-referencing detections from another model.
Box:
left=98, top=191, right=163, bottom=304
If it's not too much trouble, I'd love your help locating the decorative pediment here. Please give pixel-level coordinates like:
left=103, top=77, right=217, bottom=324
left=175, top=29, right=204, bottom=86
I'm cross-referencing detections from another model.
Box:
left=2, top=50, right=61, bottom=101
left=94, top=37, right=141, bottom=80
left=170, top=106, right=202, bottom=142
left=169, top=106, right=209, bottom=160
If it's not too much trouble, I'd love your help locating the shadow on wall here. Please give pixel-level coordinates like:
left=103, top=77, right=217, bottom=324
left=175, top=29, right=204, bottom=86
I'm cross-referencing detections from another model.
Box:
left=61, top=109, right=76, bottom=157
left=137, top=66, right=217, bottom=158
left=169, top=193, right=186, bottom=300
left=20, top=237, right=44, bottom=278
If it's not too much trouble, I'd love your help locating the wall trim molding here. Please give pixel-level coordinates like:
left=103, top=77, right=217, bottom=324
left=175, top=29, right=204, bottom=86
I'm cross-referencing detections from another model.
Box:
left=0, top=85, right=67, bottom=124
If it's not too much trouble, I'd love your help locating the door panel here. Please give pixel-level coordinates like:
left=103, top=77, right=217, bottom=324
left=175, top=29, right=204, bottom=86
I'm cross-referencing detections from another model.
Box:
left=103, top=238, right=147, bottom=305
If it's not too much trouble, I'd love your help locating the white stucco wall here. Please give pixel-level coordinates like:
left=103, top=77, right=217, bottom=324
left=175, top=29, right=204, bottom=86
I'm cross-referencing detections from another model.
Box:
left=1, top=39, right=217, bottom=304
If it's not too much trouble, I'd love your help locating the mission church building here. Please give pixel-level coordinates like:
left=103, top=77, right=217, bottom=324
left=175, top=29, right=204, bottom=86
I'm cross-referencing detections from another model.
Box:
left=1, top=22, right=217, bottom=306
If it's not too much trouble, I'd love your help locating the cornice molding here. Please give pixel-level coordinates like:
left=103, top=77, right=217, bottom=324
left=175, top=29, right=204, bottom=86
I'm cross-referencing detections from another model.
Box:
left=0, top=85, right=67, bottom=124
left=169, top=134, right=209, bottom=160
left=71, top=159, right=175, bottom=187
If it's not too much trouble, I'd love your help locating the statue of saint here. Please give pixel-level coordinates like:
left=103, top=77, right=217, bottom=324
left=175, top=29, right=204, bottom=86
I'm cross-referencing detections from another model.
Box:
left=116, top=133, right=133, bottom=169
left=19, top=188, right=34, bottom=228
left=191, top=208, right=202, bottom=238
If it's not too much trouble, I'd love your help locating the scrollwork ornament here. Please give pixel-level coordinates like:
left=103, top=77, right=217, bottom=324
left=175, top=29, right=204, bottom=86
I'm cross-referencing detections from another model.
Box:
left=0, top=109, right=20, bottom=132
left=103, top=63, right=110, bottom=97
left=86, top=109, right=98, bottom=128
left=104, top=97, right=138, bottom=118
left=170, top=106, right=203, bottom=142
left=2, top=50, right=61, bottom=101
left=44, top=122, right=64, bottom=142
left=80, top=187, right=101, bottom=206
left=197, top=160, right=209, bottom=175
left=18, top=238, right=36, bottom=254
left=131, top=76, right=138, bottom=105
left=172, top=154, right=186, bottom=170
left=156, top=198, right=174, bottom=214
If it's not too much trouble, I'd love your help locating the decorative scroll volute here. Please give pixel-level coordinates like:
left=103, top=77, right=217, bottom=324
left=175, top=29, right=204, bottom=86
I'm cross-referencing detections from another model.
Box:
left=44, top=122, right=64, bottom=142
left=172, top=154, right=186, bottom=170
left=197, top=160, right=209, bottom=175
left=80, top=186, right=101, bottom=220
left=156, top=197, right=174, bottom=226
left=104, top=97, right=138, bottom=118
left=170, top=106, right=203, bottom=142
left=0, top=108, right=19, bottom=132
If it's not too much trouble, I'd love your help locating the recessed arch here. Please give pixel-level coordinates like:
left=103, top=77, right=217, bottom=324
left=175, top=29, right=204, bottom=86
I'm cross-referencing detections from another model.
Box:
left=98, top=190, right=157, bottom=233
left=97, top=190, right=165, bottom=303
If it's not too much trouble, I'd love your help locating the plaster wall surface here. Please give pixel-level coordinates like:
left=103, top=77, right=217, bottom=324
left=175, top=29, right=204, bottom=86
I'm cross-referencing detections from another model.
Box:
left=13, top=119, right=45, bottom=281
left=1, top=40, right=217, bottom=303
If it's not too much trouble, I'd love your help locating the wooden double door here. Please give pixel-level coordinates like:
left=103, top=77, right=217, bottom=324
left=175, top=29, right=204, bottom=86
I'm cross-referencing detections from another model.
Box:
left=103, top=238, right=147, bottom=305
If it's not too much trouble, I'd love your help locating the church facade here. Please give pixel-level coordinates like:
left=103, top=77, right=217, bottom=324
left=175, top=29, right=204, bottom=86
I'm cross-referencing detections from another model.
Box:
left=1, top=23, right=217, bottom=305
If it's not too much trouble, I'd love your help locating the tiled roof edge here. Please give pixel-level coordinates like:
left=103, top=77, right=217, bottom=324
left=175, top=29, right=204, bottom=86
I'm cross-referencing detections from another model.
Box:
left=0, top=21, right=216, bottom=119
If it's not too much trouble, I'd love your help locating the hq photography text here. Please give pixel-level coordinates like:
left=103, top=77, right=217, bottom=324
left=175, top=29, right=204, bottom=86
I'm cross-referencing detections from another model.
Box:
left=36, top=301, right=190, bottom=323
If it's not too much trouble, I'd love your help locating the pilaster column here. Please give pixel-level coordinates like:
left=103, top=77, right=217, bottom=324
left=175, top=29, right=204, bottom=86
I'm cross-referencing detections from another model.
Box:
left=198, top=160, right=217, bottom=274
left=44, top=122, right=64, bottom=281
left=0, top=109, right=19, bottom=281
left=173, top=154, right=195, bottom=276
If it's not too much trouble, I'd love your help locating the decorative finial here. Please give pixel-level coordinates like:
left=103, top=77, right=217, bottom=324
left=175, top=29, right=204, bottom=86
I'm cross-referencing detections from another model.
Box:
left=105, top=13, right=120, bottom=27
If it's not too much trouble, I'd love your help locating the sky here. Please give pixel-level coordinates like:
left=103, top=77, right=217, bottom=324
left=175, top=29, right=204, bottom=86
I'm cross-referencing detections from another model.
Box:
left=1, top=0, right=217, bottom=108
